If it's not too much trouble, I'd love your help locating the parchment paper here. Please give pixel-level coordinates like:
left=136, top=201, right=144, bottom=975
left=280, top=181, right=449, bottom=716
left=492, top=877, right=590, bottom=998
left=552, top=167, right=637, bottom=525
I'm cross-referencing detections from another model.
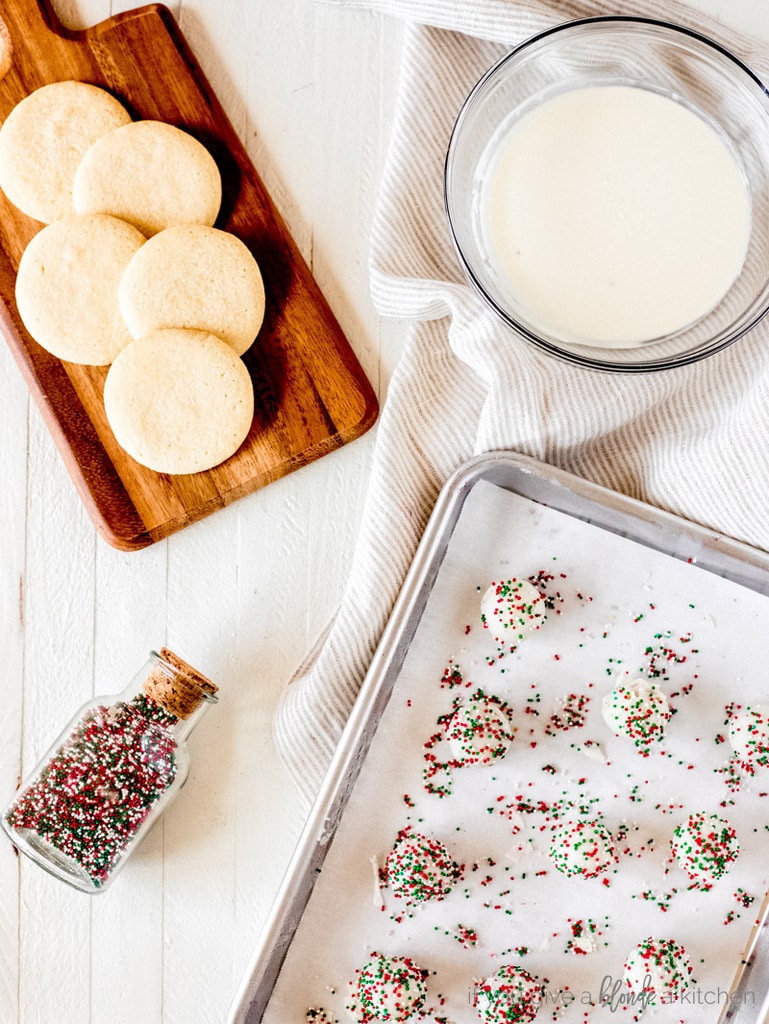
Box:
left=264, top=480, right=769, bottom=1024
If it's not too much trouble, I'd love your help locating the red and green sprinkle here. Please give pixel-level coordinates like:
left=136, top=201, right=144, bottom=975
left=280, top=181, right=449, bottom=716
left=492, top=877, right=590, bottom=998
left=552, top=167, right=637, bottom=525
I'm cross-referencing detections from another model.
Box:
left=4, top=694, right=179, bottom=887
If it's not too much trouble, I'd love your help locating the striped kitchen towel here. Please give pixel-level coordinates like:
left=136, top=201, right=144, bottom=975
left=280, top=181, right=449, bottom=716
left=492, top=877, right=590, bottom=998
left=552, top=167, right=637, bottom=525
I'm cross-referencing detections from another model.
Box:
left=275, top=0, right=769, bottom=802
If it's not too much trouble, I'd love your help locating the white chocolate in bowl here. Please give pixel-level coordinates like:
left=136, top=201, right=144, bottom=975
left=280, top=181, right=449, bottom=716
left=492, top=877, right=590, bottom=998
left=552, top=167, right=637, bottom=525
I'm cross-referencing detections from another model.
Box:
left=480, top=85, right=750, bottom=348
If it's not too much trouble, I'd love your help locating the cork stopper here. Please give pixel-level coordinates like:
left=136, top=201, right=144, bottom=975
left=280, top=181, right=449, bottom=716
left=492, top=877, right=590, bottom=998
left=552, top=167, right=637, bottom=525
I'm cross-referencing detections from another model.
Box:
left=142, top=648, right=218, bottom=719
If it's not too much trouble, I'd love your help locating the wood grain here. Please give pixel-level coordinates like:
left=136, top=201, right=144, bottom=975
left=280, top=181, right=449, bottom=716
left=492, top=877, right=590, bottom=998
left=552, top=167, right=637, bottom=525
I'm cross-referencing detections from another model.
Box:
left=0, top=0, right=378, bottom=550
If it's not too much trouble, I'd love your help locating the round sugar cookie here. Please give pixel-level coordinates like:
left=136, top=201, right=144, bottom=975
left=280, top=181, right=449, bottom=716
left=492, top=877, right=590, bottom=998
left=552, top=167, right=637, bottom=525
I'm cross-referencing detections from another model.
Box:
left=15, top=213, right=145, bottom=365
left=119, top=225, right=265, bottom=355
left=0, top=18, right=13, bottom=82
left=73, top=120, right=221, bottom=236
left=104, top=328, right=254, bottom=474
left=0, top=81, right=131, bottom=223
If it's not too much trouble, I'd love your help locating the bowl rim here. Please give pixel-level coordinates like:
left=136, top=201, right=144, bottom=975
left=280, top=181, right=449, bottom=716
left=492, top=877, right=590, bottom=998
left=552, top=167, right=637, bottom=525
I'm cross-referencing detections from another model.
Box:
left=443, top=15, right=769, bottom=373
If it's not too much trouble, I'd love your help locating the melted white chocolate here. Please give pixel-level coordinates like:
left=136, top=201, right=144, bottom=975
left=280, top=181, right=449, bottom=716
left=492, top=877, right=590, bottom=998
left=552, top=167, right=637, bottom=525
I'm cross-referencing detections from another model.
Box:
left=481, top=85, right=750, bottom=347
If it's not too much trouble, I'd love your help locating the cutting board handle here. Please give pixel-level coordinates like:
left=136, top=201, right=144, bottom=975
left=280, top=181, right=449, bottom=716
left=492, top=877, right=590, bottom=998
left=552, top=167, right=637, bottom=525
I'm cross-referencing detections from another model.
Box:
left=0, top=2, right=168, bottom=53
left=0, top=2, right=176, bottom=100
left=1, top=0, right=66, bottom=39
left=28, top=0, right=62, bottom=32
left=0, top=0, right=79, bottom=91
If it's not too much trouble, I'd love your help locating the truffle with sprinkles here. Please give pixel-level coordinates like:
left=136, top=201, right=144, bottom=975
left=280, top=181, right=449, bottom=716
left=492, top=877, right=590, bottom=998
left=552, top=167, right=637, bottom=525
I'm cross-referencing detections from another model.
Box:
left=273, top=534, right=769, bottom=1024
left=354, top=952, right=427, bottom=1022
left=475, top=964, right=543, bottom=1023
left=729, top=704, right=769, bottom=773
left=601, top=677, right=671, bottom=753
left=448, top=691, right=515, bottom=766
left=480, top=578, right=547, bottom=647
left=623, top=936, right=693, bottom=1003
left=671, top=811, right=739, bottom=890
left=548, top=820, right=617, bottom=879
left=385, top=828, right=461, bottom=903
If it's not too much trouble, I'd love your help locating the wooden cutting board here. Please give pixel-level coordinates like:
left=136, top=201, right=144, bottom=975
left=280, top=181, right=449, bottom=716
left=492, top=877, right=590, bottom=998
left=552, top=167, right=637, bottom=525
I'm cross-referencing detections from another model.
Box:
left=0, top=0, right=378, bottom=550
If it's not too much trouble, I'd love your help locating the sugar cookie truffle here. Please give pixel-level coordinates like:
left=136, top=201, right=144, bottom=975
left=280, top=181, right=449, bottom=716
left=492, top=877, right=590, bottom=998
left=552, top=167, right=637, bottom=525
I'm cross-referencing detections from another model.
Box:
left=386, top=829, right=461, bottom=903
left=357, top=952, right=427, bottom=1022
left=448, top=692, right=514, bottom=766
left=602, top=678, right=670, bottom=753
left=480, top=578, right=547, bottom=646
left=729, top=704, right=769, bottom=772
left=623, top=937, right=693, bottom=1003
left=476, top=965, right=543, bottom=1023
left=549, top=820, right=616, bottom=879
left=671, top=811, right=739, bottom=889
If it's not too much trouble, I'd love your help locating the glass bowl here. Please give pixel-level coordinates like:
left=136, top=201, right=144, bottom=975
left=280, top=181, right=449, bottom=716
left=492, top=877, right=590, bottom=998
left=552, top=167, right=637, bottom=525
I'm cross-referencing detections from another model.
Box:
left=444, top=17, right=769, bottom=372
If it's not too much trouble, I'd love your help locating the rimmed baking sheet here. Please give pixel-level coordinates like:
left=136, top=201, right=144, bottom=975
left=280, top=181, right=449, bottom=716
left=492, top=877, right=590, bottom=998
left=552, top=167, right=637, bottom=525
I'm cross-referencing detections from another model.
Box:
left=230, top=452, right=769, bottom=1024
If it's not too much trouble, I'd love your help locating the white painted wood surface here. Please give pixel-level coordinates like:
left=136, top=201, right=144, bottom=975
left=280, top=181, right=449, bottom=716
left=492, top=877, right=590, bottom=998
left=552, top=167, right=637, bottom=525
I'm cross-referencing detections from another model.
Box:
left=0, top=2, right=768, bottom=1022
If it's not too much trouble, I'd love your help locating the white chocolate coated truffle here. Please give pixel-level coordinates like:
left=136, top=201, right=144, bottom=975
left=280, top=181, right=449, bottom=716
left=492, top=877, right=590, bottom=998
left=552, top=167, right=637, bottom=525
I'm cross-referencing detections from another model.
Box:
left=480, top=578, right=547, bottom=646
left=356, top=952, right=427, bottom=1022
left=386, top=830, right=461, bottom=903
left=623, top=937, right=692, bottom=1003
left=448, top=693, right=514, bottom=766
left=671, top=811, right=739, bottom=889
left=476, top=965, right=543, bottom=1023
left=548, top=820, right=616, bottom=879
left=602, top=678, right=670, bottom=752
left=729, top=704, right=769, bottom=771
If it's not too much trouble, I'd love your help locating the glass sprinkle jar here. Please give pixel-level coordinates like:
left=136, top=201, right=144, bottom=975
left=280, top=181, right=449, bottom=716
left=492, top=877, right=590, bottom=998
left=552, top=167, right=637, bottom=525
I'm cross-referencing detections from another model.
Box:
left=1, top=648, right=218, bottom=894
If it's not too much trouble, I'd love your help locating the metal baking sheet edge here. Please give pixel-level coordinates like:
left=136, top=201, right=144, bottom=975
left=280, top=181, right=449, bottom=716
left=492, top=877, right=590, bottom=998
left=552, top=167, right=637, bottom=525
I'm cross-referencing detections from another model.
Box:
left=228, top=450, right=769, bottom=1024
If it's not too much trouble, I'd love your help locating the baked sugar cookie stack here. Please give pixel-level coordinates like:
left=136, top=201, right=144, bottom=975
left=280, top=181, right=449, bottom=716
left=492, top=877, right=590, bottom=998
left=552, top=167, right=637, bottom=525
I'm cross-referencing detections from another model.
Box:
left=0, top=80, right=265, bottom=475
